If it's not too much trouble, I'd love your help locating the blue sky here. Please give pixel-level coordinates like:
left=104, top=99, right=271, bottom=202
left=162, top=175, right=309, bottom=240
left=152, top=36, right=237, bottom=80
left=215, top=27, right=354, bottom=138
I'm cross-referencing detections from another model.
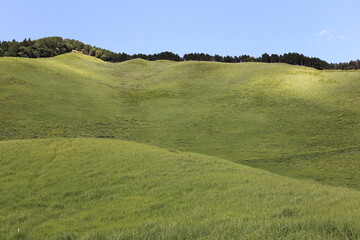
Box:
left=0, top=0, right=359, bottom=62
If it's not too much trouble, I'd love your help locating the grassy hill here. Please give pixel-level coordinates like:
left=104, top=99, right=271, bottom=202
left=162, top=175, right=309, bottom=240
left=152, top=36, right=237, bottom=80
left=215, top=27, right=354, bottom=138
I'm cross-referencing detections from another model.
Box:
left=1, top=53, right=360, bottom=239
left=1, top=52, right=360, bottom=189
left=2, top=138, right=360, bottom=239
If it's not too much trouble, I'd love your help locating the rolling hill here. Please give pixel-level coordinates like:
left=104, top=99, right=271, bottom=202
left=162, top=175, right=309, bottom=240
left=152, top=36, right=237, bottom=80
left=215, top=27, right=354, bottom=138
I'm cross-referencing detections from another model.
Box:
left=1, top=52, right=360, bottom=189
left=1, top=138, right=360, bottom=239
left=1, top=52, right=360, bottom=239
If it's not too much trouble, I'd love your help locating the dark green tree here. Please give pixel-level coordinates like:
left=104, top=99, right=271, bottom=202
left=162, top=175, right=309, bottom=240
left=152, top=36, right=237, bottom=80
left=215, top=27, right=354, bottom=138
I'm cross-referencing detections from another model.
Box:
left=270, top=54, right=279, bottom=63
left=261, top=53, right=270, bottom=63
left=4, top=41, right=19, bottom=57
left=95, top=49, right=103, bottom=58
left=214, top=54, right=223, bottom=62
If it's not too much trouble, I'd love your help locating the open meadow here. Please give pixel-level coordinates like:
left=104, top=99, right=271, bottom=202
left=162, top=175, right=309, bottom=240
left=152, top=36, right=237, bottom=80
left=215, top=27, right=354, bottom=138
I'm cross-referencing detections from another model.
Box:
left=1, top=52, right=360, bottom=239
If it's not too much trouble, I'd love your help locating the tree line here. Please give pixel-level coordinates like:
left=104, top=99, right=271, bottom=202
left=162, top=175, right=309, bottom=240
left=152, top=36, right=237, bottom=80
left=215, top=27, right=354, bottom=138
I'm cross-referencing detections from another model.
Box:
left=1, top=37, right=359, bottom=70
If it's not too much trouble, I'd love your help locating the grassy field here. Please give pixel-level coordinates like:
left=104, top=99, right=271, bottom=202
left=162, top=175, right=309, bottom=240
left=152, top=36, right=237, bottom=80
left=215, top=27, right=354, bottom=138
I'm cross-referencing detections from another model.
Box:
left=2, top=138, right=360, bottom=239
left=1, top=53, right=360, bottom=239
left=1, top=52, right=359, bottom=189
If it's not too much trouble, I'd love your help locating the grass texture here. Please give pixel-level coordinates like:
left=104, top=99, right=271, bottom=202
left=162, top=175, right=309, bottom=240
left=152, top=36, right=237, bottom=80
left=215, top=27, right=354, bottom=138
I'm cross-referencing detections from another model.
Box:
left=1, top=53, right=360, bottom=239
left=1, top=52, right=359, bottom=189
left=1, top=138, right=360, bottom=239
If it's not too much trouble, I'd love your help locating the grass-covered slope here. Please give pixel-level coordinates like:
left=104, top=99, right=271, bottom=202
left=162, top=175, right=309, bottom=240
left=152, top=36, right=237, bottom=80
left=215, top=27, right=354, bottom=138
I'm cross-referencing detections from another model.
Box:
left=1, top=138, right=360, bottom=239
left=1, top=52, right=360, bottom=189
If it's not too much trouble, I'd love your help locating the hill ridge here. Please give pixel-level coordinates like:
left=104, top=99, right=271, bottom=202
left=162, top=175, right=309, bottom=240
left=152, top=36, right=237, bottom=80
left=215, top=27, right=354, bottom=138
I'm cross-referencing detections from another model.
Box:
left=2, top=36, right=359, bottom=69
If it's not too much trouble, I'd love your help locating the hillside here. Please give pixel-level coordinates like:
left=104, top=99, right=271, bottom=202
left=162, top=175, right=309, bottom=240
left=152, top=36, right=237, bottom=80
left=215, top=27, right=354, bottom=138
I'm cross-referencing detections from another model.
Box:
left=2, top=138, right=360, bottom=239
left=1, top=52, right=360, bottom=190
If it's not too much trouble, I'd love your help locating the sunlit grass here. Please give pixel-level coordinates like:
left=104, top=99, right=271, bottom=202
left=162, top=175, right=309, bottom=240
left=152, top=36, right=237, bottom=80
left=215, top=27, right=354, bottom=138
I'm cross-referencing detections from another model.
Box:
left=1, top=138, right=360, bottom=239
left=1, top=52, right=360, bottom=238
left=1, top=52, right=360, bottom=190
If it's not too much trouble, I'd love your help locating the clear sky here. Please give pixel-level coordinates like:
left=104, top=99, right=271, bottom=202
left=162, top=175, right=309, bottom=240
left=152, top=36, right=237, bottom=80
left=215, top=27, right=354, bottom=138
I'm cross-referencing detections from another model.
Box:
left=0, top=0, right=359, bottom=63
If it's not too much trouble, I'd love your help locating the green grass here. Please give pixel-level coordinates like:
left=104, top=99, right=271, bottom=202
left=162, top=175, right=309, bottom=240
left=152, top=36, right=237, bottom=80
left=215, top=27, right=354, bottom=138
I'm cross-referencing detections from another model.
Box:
left=1, top=53, right=360, bottom=238
left=1, top=138, right=360, bottom=239
left=1, top=52, right=360, bottom=189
